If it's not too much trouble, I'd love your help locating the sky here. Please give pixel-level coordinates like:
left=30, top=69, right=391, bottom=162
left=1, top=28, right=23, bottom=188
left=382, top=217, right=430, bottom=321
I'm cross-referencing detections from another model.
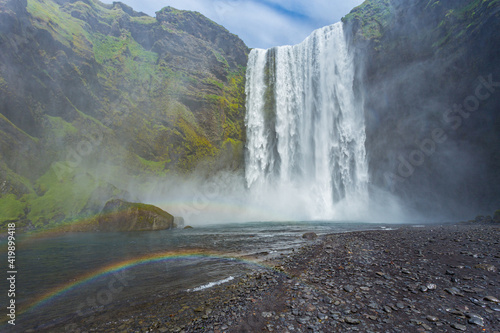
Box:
left=101, top=0, right=365, bottom=49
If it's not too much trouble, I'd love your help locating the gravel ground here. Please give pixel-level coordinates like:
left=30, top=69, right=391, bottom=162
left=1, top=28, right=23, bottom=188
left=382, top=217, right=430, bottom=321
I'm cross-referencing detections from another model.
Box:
left=39, top=223, right=500, bottom=333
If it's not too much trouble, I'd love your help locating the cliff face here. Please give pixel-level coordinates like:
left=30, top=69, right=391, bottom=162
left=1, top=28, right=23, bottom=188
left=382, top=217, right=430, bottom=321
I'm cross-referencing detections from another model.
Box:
left=0, top=0, right=249, bottom=230
left=344, top=0, right=500, bottom=218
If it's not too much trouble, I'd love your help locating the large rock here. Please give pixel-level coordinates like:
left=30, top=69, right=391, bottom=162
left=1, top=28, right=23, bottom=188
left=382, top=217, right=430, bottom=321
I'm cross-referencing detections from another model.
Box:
left=98, top=199, right=176, bottom=232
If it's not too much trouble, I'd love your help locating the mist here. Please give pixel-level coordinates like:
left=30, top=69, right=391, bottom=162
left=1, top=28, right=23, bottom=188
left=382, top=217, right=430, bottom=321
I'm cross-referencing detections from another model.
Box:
left=353, top=0, right=500, bottom=221
left=1, top=0, right=499, bottom=234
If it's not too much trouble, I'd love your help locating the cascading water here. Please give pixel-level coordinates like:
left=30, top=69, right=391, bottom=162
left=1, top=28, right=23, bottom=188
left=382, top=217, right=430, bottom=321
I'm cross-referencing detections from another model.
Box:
left=245, top=22, right=369, bottom=220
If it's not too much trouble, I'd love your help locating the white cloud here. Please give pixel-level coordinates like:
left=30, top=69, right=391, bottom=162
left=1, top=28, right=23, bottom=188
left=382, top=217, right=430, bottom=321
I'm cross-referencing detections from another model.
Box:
left=100, top=0, right=365, bottom=48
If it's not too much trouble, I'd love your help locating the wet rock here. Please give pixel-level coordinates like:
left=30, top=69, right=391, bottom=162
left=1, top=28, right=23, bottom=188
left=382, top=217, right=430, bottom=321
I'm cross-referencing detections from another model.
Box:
left=445, top=287, right=463, bottom=296
left=474, top=264, right=497, bottom=272
left=344, top=285, right=355, bottom=293
left=426, top=315, right=438, bottom=322
left=344, top=316, right=361, bottom=325
left=317, top=313, right=328, bottom=320
left=302, top=232, right=318, bottom=240
left=466, top=313, right=484, bottom=326
left=450, top=322, right=467, bottom=331
left=448, top=309, right=464, bottom=317
left=469, top=297, right=487, bottom=307
left=484, top=295, right=499, bottom=303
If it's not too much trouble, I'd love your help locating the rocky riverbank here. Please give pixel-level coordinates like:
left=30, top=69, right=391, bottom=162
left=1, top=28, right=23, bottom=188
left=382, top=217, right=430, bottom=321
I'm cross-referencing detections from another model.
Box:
left=38, top=222, right=500, bottom=332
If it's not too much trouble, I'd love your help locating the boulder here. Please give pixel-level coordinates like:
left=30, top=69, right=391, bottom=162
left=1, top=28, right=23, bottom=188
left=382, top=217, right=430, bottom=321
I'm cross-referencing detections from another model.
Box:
left=98, top=199, right=176, bottom=232
left=302, top=232, right=318, bottom=240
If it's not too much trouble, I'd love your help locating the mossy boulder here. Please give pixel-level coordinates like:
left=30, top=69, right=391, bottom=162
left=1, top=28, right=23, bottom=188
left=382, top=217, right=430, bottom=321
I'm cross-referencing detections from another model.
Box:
left=98, top=199, right=176, bottom=232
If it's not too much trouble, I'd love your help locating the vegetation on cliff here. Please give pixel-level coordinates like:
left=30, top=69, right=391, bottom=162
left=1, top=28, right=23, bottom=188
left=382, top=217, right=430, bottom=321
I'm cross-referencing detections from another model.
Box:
left=0, top=0, right=249, bottom=231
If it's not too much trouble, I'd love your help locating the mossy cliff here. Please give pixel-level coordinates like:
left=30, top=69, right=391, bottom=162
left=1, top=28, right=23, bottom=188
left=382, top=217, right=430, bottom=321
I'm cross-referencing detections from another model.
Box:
left=0, top=0, right=249, bottom=231
left=343, top=0, right=500, bottom=218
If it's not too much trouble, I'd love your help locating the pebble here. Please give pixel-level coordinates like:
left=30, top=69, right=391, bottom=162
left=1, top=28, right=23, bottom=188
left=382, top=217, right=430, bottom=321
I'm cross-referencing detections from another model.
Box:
left=57, top=224, right=500, bottom=333
left=317, top=313, right=328, bottom=320
left=484, top=296, right=499, bottom=303
left=426, top=315, right=438, bottom=322
left=426, top=283, right=437, bottom=290
left=474, top=264, right=497, bottom=272
left=450, top=323, right=467, bottom=331
left=344, top=316, right=361, bottom=325
left=445, top=287, right=463, bottom=296
left=344, top=285, right=355, bottom=293
left=467, top=314, right=484, bottom=326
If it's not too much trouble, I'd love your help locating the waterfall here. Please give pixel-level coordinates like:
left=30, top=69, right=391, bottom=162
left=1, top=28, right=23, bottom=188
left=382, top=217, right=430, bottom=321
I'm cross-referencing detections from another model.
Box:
left=245, top=22, right=369, bottom=220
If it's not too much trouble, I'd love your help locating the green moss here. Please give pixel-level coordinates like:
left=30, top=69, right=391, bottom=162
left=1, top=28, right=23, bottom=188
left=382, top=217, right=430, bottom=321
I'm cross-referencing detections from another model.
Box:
left=212, top=49, right=229, bottom=68
left=0, top=162, right=34, bottom=195
left=342, top=0, right=394, bottom=41
left=90, top=32, right=160, bottom=92
left=2, top=0, right=250, bottom=231
left=431, top=0, right=499, bottom=48
left=27, top=0, right=92, bottom=54
left=0, top=194, right=26, bottom=225
left=130, top=15, right=156, bottom=25
left=0, top=113, right=39, bottom=143
left=25, top=166, right=98, bottom=227
left=204, top=77, right=224, bottom=90
left=44, top=115, right=78, bottom=136
left=136, top=155, right=169, bottom=175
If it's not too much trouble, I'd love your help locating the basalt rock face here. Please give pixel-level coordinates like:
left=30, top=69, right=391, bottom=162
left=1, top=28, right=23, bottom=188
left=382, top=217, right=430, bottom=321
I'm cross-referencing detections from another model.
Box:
left=98, top=199, right=176, bottom=232
left=343, top=0, right=500, bottom=219
left=0, top=0, right=248, bottom=231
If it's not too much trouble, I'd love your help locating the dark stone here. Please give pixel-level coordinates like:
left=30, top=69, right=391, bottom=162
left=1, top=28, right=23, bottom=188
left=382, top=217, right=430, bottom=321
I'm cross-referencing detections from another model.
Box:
left=344, top=316, right=361, bottom=325
left=98, top=199, right=176, bottom=232
left=343, top=285, right=355, bottom=293
left=450, top=322, right=467, bottom=331
left=302, top=232, right=318, bottom=240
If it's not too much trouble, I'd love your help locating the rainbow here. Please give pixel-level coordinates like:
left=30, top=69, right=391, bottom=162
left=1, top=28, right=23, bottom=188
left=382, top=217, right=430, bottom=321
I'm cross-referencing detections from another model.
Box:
left=1, top=198, right=292, bottom=244
left=16, top=249, right=283, bottom=319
